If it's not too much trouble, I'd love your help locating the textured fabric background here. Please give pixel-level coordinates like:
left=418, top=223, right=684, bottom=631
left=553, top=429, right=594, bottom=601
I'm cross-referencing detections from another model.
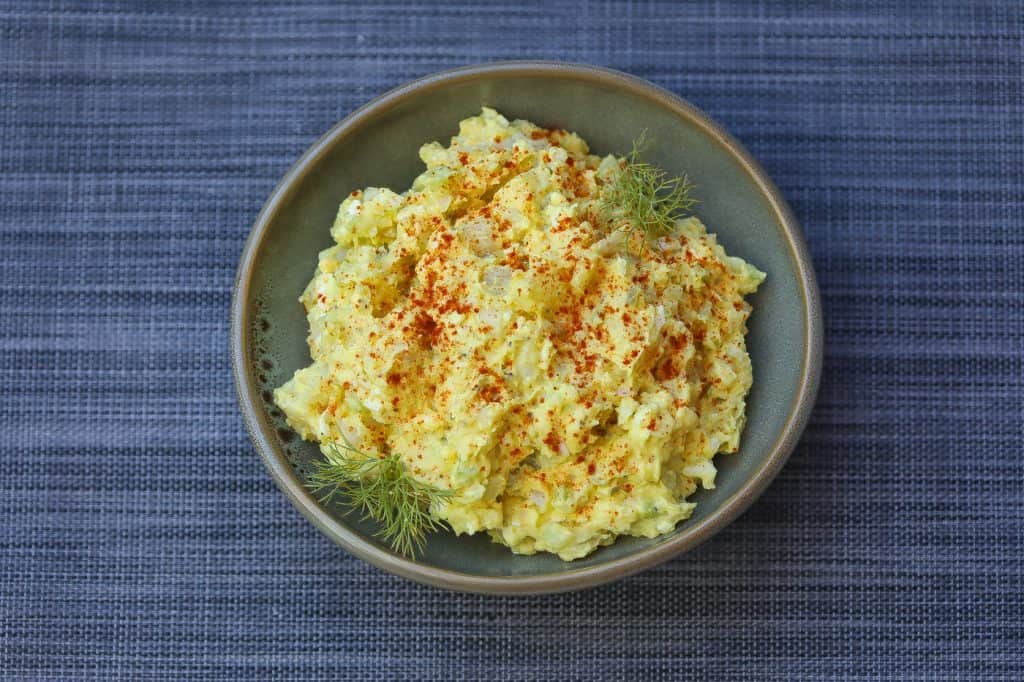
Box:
left=2, top=1, right=1022, bottom=679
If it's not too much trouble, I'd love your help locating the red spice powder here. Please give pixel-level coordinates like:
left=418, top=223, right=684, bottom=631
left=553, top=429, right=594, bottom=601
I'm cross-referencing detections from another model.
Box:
left=654, top=359, right=679, bottom=381
left=411, top=311, right=441, bottom=347
left=479, top=384, right=502, bottom=403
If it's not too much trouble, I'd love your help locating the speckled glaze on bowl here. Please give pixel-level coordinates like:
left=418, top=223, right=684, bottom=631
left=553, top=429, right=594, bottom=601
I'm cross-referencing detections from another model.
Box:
left=231, top=62, right=822, bottom=595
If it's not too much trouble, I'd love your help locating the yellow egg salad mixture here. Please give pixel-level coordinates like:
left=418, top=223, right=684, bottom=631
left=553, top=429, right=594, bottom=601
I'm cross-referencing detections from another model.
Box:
left=275, top=108, right=764, bottom=560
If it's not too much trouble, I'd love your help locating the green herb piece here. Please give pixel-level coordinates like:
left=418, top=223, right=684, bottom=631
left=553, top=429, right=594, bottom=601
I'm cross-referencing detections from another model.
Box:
left=307, top=437, right=453, bottom=558
left=600, top=131, right=697, bottom=244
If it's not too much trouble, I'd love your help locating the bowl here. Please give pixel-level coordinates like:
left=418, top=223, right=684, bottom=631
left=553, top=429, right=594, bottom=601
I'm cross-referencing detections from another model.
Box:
left=231, top=62, right=822, bottom=594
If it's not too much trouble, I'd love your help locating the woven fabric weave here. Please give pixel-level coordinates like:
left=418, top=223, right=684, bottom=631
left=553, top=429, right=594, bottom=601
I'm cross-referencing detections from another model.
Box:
left=2, top=1, right=1022, bottom=679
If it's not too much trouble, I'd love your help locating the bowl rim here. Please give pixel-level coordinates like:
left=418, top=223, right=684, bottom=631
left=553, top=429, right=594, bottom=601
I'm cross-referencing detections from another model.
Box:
left=231, top=60, right=823, bottom=595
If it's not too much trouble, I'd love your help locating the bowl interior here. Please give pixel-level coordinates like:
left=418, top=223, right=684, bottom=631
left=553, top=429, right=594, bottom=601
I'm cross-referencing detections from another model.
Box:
left=243, top=70, right=810, bottom=578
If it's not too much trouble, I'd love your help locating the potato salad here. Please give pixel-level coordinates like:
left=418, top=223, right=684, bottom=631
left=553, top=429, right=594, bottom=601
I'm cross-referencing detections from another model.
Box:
left=275, top=108, right=764, bottom=560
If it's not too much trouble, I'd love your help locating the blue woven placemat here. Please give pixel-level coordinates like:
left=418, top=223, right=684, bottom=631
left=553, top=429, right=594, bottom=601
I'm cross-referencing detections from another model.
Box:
left=2, top=1, right=1022, bottom=679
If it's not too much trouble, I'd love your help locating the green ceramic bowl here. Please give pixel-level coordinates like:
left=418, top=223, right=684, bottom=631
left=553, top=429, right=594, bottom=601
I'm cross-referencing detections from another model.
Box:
left=231, top=62, right=822, bottom=595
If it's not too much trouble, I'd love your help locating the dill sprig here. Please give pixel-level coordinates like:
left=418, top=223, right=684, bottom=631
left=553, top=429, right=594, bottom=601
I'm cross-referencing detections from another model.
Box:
left=307, top=437, right=453, bottom=558
left=600, top=131, right=697, bottom=244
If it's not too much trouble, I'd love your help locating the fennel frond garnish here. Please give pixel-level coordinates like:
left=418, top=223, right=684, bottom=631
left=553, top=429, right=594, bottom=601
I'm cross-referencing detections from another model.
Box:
left=599, top=131, right=697, bottom=243
left=307, top=437, right=453, bottom=558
